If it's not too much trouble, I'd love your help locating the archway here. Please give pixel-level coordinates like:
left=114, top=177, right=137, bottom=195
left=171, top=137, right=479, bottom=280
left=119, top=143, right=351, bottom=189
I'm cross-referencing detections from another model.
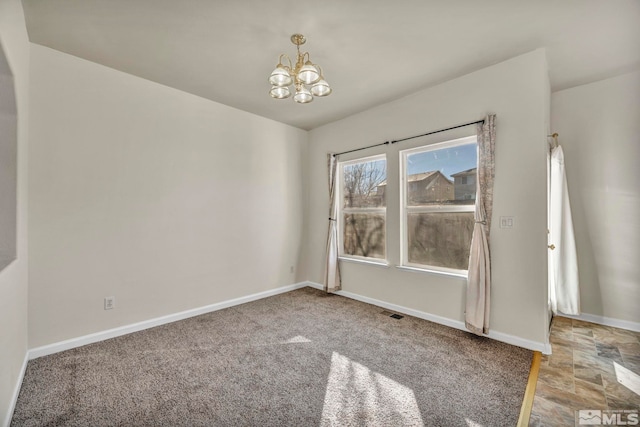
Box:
left=0, top=41, right=17, bottom=272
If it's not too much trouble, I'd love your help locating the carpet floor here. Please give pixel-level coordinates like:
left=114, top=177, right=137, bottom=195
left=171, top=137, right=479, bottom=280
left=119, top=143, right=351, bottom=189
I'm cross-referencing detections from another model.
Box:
left=12, top=287, right=532, bottom=426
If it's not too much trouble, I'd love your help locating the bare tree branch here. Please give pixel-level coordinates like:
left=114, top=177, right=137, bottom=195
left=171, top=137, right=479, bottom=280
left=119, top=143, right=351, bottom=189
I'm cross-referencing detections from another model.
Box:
left=343, top=160, right=386, bottom=258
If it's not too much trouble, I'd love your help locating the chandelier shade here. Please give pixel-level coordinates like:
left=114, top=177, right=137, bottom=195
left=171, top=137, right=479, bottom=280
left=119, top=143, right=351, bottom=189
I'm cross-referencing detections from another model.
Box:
left=268, top=34, right=331, bottom=104
left=293, top=85, right=313, bottom=103
left=269, top=85, right=291, bottom=99
left=298, top=63, right=320, bottom=85
left=269, top=65, right=293, bottom=87
left=311, top=79, right=331, bottom=97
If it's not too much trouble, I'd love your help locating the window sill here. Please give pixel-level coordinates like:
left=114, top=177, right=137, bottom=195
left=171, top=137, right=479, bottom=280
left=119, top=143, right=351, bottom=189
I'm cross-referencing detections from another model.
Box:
left=338, top=257, right=390, bottom=268
left=395, top=265, right=467, bottom=279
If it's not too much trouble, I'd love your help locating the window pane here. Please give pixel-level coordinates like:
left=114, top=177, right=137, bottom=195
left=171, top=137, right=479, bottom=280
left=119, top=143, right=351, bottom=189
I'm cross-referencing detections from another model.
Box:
left=407, top=212, right=474, bottom=270
left=406, top=144, right=476, bottom=206
left=343, top=159, right=386, bottom=208
left=343, top=213, right=385, bottom=259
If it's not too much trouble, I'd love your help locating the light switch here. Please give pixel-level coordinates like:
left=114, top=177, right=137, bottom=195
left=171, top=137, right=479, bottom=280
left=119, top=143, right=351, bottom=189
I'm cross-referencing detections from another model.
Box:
left=500, top=216, right=514, bottom=229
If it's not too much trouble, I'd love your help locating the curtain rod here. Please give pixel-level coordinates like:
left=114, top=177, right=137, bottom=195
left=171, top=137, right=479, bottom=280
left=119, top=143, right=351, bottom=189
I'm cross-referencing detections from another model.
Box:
left=332, top=119, right=485, bottom=157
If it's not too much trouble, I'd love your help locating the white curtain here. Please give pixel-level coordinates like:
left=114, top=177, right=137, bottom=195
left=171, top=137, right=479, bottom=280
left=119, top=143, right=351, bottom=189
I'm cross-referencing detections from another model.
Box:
left=548, top=145, right=580, bottom=315
left=466, top=115, right=496, bottom=335
left=324, top=153, right=341, bottom=292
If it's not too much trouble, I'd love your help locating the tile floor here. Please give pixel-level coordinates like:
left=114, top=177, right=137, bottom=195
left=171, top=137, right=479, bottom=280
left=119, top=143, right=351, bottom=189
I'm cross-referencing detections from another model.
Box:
left=529, top=316, right=640, bottom=426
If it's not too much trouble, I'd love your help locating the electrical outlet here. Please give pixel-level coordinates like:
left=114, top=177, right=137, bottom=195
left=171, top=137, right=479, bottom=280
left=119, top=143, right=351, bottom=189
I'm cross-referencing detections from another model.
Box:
left=104, top=296, right=115, bottom=310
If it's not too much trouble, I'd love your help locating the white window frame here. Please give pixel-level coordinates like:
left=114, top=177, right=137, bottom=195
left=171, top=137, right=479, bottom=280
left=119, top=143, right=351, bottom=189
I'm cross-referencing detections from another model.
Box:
left=337, top=154, right=387, bottom=263
left=399, top=135, right=477, bottom=276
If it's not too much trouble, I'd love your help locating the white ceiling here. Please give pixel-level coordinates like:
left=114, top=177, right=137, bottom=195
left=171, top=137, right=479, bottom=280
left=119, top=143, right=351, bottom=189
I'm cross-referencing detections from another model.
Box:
left=21, top=0, right=640, bottom=130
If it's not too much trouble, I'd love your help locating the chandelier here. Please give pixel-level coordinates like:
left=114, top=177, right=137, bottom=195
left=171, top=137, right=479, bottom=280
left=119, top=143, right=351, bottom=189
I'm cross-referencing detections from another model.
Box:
left=268, top=34, right=332, bottom=104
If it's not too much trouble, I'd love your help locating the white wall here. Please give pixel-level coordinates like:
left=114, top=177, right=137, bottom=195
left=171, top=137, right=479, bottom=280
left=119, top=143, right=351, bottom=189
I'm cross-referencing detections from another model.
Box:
left=551, top=70, right=640, bottom=326
left=28, top=44, right=308, bottom=348
left=304, top=50, right=550, bottom=347
left=0, top=0, right=29, bottom=424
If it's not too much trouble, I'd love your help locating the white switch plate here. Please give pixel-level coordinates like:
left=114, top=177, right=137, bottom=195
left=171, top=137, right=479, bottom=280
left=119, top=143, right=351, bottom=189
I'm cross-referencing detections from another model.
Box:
left=104, top=296, right=115, bottom=310
left=499, top=216, right=514, bottom=229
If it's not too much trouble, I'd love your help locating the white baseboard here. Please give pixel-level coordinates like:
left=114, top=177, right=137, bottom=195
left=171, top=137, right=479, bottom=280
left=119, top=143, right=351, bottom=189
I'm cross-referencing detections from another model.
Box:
left=558, top=312, right=640, bottom=333
left=304, top=281, right=549, bottom=354
left=27, top=279, right=555, bottom=361
left=306, top=281, right=324, bottom=291
left=3, top=351, right=28, bottom=427
left=28, top=282, right=310, bottom=360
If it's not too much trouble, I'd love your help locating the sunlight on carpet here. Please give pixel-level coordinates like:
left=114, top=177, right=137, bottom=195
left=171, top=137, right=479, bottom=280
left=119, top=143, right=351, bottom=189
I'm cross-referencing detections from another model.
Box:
left=321, top=351, right=424, bottom=426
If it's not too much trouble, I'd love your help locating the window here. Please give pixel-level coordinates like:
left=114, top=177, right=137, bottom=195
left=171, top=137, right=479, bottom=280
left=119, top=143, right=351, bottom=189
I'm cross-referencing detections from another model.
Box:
left=400, top=136, right=477, bottom=274
left=338, top=155, right=387, bottom=261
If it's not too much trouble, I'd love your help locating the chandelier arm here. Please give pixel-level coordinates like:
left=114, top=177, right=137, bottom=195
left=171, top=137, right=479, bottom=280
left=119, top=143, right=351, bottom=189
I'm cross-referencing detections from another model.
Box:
left=278, top=54, right=293, bottom=71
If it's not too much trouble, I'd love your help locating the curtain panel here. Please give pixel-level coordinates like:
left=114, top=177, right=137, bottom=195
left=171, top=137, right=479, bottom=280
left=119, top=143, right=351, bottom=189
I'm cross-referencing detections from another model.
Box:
left=465, top=115, right=496, bottom=335
left=548, top=144, right=580, bottom=315
left=324, top=153, right=342, bottom=292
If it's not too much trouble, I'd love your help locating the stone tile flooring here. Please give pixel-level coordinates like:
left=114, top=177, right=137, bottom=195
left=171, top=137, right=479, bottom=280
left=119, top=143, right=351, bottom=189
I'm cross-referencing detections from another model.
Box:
left=529, top=316, right=640, bottom=426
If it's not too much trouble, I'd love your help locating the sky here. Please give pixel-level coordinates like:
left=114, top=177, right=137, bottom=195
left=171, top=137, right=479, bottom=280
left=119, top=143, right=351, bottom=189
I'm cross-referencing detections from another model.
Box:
left=407, top=143, right=477, bottom=179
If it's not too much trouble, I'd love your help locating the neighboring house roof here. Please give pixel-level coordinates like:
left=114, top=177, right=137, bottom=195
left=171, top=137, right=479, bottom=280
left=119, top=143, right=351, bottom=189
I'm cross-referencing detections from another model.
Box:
left=408, top=171, right=438, bottom=183
left=378, top=170, right=452, bottom=187
left=451, top=168, right=477, bottom=177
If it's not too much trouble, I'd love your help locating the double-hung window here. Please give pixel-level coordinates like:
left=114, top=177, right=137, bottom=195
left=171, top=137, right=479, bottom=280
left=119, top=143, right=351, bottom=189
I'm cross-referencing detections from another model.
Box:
left=338, top=155, right=387, bottom=261
left=400, top=136, right=478, bottom=275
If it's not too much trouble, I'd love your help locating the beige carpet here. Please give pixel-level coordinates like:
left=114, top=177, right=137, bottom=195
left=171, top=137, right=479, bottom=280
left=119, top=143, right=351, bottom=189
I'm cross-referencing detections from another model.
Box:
left=12, top=287, right=532, bottom=426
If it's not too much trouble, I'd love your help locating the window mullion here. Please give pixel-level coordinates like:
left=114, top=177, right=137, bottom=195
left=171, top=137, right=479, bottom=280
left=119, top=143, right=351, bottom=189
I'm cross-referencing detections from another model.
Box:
left=343, top=208, right=387, bottom=214
left=405, top=205, right=475, bottom=214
